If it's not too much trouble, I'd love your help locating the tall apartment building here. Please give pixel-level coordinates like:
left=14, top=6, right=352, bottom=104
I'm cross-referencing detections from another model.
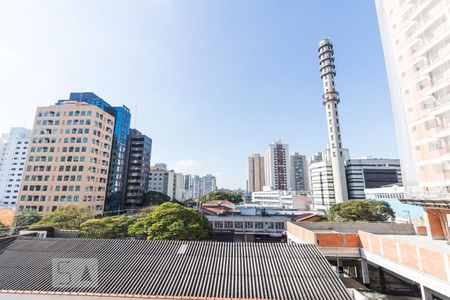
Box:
left=318, top=39, right=348, bottom=204
left=0, top=128, right=31, bottom=210
left=182, top=174, right=193, bottom=199
left=192, top=175, right=201, bottom=199
left=248, top=154, right=265, bottom=193
left=201, top=174, right=217, bottom=196
left=376, top=0, right=450, bottom=239
left=148, top=165, right=169, bottom=195
left=264, top=141, right=290, bottom=191
left=346, top=158, right=402, bottom=199
left=184, top=174, right=192, bottom=191
left=309, top=161, right=334, bottom=209
left=17, top=102, right=115, bottom=213
left=148, top=165, right=181, bottom=200
left=174, top=173, right=184, bottom=200
left=124, top=129, right=152, bottom=208
left=309, top=148, right=350, bottom=208
left=166, top=170, right=177, bottom=200
left=289, top=153, right=309, bottom=192
left=58, top=93, right=131, bottom=212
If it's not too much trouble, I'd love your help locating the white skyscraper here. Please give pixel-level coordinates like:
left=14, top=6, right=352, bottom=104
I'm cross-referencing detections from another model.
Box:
left=0, top=128, right=31, bottom=210
left=264, top=140, right=290, bottom=191
left=376, top=0, right=450, bottom=240
left=201, top=174, right=217, bottom=196
left=318, top=39, right=348, bottom=203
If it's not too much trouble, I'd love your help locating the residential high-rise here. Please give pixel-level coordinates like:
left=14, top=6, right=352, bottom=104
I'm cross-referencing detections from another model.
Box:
left=174, top=173, right=184, bottom=200
left=309, top=150, right=334, bottom=208
left=17, top=102, right=115, bottom=213
left=166, top=170, right=176, bottom=199
left=184, top=174, right=192, bottom=190
left=309, top=147, right=350, bottom=208
left=376, top=0, right=450, bottom=240
left=264, top=140, right=290, bottom=191
left=148, top=165, right=168, bottom=195
left=59, top=93, right=131, bottom=212
left=346, top=158, right=402, bottom=199
left=0, top=128, right=31, bottom=210
left=318, top=39, right=348, bottom=203
left=248, top=154, right=265, bottom=192
left=201, top=174, right=217, bottom=196
left=289, top=153, right=309, bottom=192
left=147, top=166, right=184, bottom=200
left=124, top=129, right=152, bottom=208
left=192, top=175, right=201, bottom=199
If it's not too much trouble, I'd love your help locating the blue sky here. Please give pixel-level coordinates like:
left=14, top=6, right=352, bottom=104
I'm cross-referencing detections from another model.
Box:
left=0, top=0, right=397, bottom=189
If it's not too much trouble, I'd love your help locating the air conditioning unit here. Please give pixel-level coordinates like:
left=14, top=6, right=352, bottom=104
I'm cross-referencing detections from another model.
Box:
left=36, top=232, right=47, bottom=238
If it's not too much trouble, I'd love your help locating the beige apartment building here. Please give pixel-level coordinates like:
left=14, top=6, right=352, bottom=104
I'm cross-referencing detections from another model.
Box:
left=376, top=0, right=450, bottom=239
left=248, top=154, right=265, bottom=193
left=16, top=102, right=115, bottom=213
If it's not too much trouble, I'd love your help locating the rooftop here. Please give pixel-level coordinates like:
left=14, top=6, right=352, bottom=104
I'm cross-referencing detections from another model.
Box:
left=292, top=222, right=416, bottom=234
left=0, top=236, right=351, bottom=300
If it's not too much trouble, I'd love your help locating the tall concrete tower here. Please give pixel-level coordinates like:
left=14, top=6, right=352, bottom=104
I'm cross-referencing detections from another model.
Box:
left=318, top=39, right=348, bottom=203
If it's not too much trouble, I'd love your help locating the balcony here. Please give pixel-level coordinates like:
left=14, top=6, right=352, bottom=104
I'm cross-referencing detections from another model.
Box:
left=322, top=92, right=340, bottom=103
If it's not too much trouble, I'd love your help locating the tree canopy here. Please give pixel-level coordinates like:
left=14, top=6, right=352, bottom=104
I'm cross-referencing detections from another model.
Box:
left=10, top=210, right=42, bottom=234
left=199, top=191, right=243, bottom=204
left=0, top=222, right=6, bottom=237
left=128, top=202, right=212, bottom=240
left=80, top=214, right=139, bottom=239
left=329, top=200, right=395, bottom=222
left=32, top=206, right=94, bottom=230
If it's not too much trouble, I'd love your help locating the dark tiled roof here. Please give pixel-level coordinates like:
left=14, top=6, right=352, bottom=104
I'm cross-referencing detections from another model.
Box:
left=0, top=237, right=351, bottom=300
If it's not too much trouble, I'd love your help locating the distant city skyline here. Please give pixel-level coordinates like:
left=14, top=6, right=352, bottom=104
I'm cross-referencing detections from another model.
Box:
left=0, top=0, right=398, bottom=189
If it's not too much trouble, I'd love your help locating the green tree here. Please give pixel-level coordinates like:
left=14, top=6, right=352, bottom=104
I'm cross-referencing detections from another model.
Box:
left=329, top=200, right=395, bottom=222
left=199, top=190, right=243, bottom=204
left=80, top=214, right=138, bottom=239
left=10, top=210, right=42, bottom=234
left=0, top=222, right=6, bottom=237
left=128, top=202, right=212, bottom=240
left=32, top=206, right=94, bottom=230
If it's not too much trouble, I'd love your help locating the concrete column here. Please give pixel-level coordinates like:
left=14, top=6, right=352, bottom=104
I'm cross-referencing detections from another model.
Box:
left=378, top=267, right=386, bottom=293
left=424, top=209, right=448, bottom=240
left=361, top=259, right=370, bottom=286
left=336, top=259, right=344, bottom=275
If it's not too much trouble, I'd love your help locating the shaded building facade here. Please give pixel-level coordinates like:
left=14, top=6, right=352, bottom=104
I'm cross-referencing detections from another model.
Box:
left=248, top=154, right=265, bottom=193
left=289, top=153, right=309, bottom=192
left=124, top=129, right=152, bottom=208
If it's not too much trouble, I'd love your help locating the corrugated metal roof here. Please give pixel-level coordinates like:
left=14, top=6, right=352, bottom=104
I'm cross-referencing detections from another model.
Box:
left=0, top=237, right=351, bottom=300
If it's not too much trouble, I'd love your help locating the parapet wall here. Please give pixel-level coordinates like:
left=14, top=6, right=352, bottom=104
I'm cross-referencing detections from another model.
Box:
left=296, top=222, right=416, bottom=235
